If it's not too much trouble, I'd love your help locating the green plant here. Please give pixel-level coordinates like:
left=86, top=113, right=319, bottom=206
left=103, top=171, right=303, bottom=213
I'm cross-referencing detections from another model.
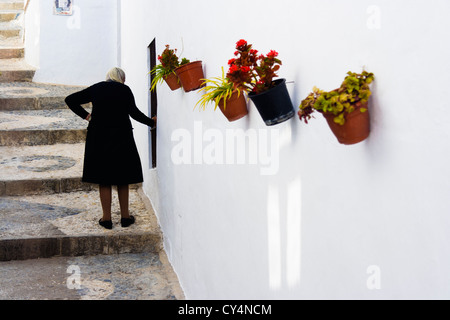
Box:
left=226, top=39, right=282, bottom=95
left=150, top=45, right=190, bottom=91
left=196, top=67, right=241, bottom=111
left=298, top=70, right=374, bottom=125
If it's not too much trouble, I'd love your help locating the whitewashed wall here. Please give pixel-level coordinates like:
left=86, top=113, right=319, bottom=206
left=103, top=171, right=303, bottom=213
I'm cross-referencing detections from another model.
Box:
left=120, top=0, right=450, bottom=299
left=25, top=0, right=119, bottom=86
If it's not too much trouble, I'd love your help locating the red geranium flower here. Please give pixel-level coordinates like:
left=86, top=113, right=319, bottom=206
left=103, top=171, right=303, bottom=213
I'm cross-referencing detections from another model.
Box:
left=236, top=39, right=247, bottom=47
left=226, top=39, right=282, bottom=94
left=228, top=64, right=239, bottom=73
left=267, top=50, right=279, bottom=58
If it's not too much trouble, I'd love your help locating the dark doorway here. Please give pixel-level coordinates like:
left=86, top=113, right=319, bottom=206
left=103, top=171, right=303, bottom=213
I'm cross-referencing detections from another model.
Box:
left=148, top=39, right=157, bottom=169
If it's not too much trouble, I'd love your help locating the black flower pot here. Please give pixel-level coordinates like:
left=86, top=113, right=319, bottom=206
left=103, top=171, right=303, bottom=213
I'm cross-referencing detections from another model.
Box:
left=248, top=78, right=295, bottom=126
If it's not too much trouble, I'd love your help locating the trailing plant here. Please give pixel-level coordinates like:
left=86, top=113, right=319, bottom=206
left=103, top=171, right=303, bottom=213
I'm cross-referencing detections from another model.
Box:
left=196, top=67, right=240, bottom=111
left=226, top=39, right=282, bottom=95
left=150, top=45, right=190, bottom=91
left=298, top=71, right=374, bottom=125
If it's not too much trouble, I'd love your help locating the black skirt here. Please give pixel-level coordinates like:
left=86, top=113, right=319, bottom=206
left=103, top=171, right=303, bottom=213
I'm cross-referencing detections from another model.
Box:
left=82, top=127, right=144, bottom=185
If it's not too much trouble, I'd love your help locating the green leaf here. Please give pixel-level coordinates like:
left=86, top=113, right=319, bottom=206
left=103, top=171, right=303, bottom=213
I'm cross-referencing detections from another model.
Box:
left=334, top=114, right=345, bottom=126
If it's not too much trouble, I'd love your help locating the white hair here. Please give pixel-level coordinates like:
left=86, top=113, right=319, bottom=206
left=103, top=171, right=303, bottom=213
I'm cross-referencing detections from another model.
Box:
left=106, top=67, right=126, bottom=84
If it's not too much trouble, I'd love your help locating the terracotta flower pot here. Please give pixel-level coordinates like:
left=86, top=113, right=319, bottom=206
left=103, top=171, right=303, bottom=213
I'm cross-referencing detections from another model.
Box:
left=248, top=79, right=295, bottom=126
left=322, top=101, right=370, bottom=145
left=163, top=72, right=181, bottom=91
left=175, top=61, right=205, bottom=92
left=218, top=91, right=248, bottom=122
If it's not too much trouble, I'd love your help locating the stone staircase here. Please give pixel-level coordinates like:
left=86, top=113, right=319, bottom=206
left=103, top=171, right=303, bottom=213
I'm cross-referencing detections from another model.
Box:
left=0, top=83, right=185, bottom=299
left=0, top=0, right=35, bottom=82
left=0, top=1, right=183, bottom=300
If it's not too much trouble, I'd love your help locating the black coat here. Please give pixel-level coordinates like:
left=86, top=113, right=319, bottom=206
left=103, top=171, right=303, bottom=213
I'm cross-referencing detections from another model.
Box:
left=65, top=80, right=155, bottom=185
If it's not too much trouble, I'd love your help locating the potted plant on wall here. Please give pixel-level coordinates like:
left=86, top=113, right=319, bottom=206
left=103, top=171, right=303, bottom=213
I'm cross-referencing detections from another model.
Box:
left=175, top=58, right=206, bottom=93
left=226, top=39, right=295, bottom=126
left=298, top=70, right=375, bottom=145
left=150, top=44, right=190, bottom=91
left=195, top=67, right=248, bottom=122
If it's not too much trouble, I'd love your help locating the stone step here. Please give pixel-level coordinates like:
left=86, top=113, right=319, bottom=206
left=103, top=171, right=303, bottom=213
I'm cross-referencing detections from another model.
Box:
left=0, top=109, right=89, bottom=145
left=0, top=67, right=33, bottom=82
left=0, top=20, right=22, bottom=39
left=0, top=177, right=95, bottom=196
left=0, top=251, right=184, bottom=299
left=0, top=46, right=23, bottom=59
left=0, top=143, right=88, bottom=196
left=0, top=27, right=19, bottom=38
left=0, top=128, right=87, bottom=146
left=0, top=0, right=24, bottom=11
left=0, top=142, right=88, bottom=196
left=0, top=10, right=22, bottom=22
left=1, top=143, right=84, bottom=180
left=0, top=35, right=22, bottom=47
left=0, top=82, right=85, bottom=111
left=0, top=58, right=34, bottom=82
left=0, top=142, right=143, bottom=196
left=0, top=127, right=87, bottom=146
left=0, top=188, right=163, bottom=261
left=0, top=38, right=24, bottom=59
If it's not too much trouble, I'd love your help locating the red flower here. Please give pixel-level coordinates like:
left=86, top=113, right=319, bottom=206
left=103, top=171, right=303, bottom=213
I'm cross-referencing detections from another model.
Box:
left=267, top=50, right=279, bottom=58
left=236, top=39, right=247, bottom=47
left=228, top=65, right=239, bottom=73
left=227, top=39, right=283, bottom=94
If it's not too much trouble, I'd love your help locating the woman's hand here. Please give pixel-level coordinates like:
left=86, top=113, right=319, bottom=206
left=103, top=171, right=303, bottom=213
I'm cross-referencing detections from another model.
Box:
left=151, top=116, right=157, bottom=129
left=86, top=113, right=92, bottom=122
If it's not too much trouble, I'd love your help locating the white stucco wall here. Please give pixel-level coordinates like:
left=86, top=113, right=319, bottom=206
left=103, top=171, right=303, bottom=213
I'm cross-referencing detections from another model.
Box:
left=25, top=0, right=119, bottom=86
left=120, top=0, right=450, bottom=299
left=24, top=0, right=39, bottom=69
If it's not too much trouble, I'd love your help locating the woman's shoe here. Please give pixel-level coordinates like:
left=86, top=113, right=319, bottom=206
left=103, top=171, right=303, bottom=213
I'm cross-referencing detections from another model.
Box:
left=121, top=215, right=135, bottom=228
left=99, top=219, right=113, bottom=230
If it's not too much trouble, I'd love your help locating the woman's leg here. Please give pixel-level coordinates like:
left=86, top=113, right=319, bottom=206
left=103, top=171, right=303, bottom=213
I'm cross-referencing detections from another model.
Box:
left=99, top=184, right=112, bottom=222
left=117, top=184, right=130, bottom=219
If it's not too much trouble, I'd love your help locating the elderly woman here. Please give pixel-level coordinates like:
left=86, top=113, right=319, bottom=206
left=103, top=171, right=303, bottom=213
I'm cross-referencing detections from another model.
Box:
left=65, top=67, right=156, bottom=230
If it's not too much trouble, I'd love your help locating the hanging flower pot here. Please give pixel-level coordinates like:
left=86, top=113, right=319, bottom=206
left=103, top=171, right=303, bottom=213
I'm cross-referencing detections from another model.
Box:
left=175, top=61, right=205, bottom=92
left=218, top=91, right=248, bottom=122
left=163, top=72, right=181, bottom=91
left=298, top=71, right=374, bottom=145
left=248, top=79, right=295, bottom=126
left=196, top=67, right=248, bottom=122
left=150, top=44, right=185, bottom=92
left=226, top=40, right=294, bottom=126
left=322, top=101, right=370, bottom=145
